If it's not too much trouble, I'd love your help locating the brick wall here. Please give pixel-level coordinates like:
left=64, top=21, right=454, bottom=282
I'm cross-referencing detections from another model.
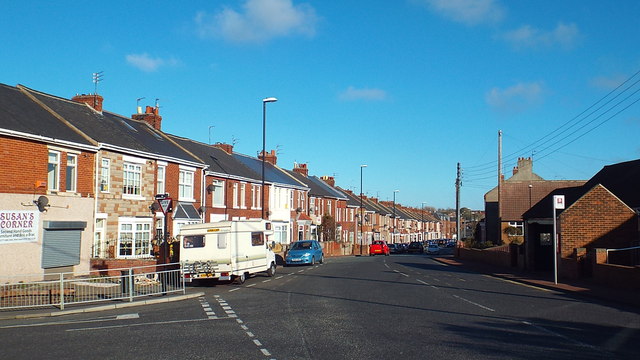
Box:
left=559, top=184, right=637, bottom=258
left=0, top=136, right=95, bottom=196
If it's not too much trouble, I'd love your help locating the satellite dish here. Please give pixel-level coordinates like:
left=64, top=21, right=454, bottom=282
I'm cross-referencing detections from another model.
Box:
left=35, top=195, right=49, bottom=212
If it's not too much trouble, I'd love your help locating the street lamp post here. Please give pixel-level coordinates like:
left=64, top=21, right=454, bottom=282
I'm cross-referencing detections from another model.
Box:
left=393, top=190, right=399, bottom=243
left=421, top=202, right=427, bottom=242
left=261, top=97, right=277, bottom=219
left=359, top=165, right=367, bottom=255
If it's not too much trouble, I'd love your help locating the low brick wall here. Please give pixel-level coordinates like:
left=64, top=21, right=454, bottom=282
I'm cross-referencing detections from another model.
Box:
left=457, top=246, right=512, bottom=268
left=593, top=263, right=640, bottom=289
left=90, top=258, right=159, bottom=277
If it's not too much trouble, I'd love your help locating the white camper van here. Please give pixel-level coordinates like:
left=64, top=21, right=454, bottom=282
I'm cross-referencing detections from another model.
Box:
left=179, top=219, right=277, bottom=284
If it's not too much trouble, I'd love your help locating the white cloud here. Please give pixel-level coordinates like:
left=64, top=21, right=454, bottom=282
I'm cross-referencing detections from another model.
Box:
left=196, top=0, right=318, bottom=43
left=339, top=86, right=387, bottom=101
left=125, top=53, right=179, bottom=72
left=485, top=82, right=544, bottom=113
left=421, top=0, right=505, bottom=25
left=502, top=22, right=580, bottom=49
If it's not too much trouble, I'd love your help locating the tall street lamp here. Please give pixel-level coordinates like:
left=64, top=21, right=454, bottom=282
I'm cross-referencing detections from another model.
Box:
left=421, top=202, right=427, bottom=242
left=359, top=164, right=367, bottom=255
left=262, top=97, right=277, bottom=219
left=393, top=190, right=399, bottom=243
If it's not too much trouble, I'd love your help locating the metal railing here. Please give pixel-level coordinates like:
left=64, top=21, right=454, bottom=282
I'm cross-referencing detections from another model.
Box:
left=0, top=263, right=185, bottom=311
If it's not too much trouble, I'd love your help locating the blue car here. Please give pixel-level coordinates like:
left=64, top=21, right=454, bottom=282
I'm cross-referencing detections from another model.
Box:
left=285, top=240, right=324, bottom=266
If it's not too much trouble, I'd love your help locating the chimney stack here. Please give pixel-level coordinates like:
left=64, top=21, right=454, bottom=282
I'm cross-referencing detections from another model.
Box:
left=320, top=175, right=335, bottom=187
left=259, top=150, right=277, bottom=165
left=293, top=163, right=309, bottom=177
left=72, top=93, right=104, bottom=112
left=132, top=105, right=162, bottom=130
left=213, top=143, right=234, bottom=154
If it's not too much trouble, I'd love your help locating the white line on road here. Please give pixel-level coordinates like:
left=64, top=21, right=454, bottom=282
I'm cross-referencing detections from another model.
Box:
left=261, top=348, right=272, bottom=356
left=1, top=314, right=140, bottom=329
left=247, top=284, right=257, bottom=287
left=262, top=279, right=272, bottom=283
left=452, top=295, right=495, bottom=312
left=253, top=339, right=262, bottom=346
left=276, top=276, right=284, bottom=279
left=417, top=279, right=429, bottom=285
left=485, top=275, right=554, bottom=292
left=229, top=288, right=240, bottom=292
left=522, top=321, right=597, bottom=350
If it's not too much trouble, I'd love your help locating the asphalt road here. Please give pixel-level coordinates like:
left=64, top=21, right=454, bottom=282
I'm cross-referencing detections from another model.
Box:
left=1, top=253, right=639, bottom=359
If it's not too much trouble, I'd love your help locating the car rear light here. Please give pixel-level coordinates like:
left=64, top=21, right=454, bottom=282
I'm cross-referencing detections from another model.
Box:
left=184, top=273, right=191, bottom=278
left=221, top=272, right=229, bottom=276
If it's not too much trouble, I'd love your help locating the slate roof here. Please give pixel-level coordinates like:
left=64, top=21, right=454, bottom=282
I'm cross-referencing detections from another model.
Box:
left=0, top=83, right=96, bottom=148
left=524, top=158, right=640, bottom=219
left=335, top=187, right=365, bottom=208
left=169, top=136, right=259, bottom=181
left=232, top=153, right=307, bottom=189
left=285, top=170, right=335, bottom=198
left=306, top=176, right=347, bottom=200
left=20, top=85, right=202, bottom=165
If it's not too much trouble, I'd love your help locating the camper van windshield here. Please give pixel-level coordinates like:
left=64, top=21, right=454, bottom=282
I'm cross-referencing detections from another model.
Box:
left=183, top=235, right=205, bottom=248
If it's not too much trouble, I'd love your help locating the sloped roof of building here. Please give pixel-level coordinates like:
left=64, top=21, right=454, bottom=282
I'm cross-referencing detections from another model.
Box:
left=336, top=187, right=364, bottom=208
left=169, top=136, right=259, bottom=181
left=286, top=170, right=336, bottom=198
left=524, top=158, right=640, bottom=219
left=20, top=85, right=202, bottom=165
left=498, top=180, right=586, bottom=221
left=233, top=153, right=307, bottom=189
left=0, top=83, right=96, bottom=148
left=582, top=158, right=640, bottom=209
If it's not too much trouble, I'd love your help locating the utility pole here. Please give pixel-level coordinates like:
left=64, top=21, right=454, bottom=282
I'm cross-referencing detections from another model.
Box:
left=456, top=162, right=461, bottom=243
left=498, top=130, right=502, bottom=226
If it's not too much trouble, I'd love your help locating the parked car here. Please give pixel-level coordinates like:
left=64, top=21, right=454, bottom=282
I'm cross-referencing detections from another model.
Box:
left=446, top=241, right=457, bottom=248
left=426, top=244, right=440, bottom=254
left=388, top=243, right=401, bottom=254
left=369, top=240, right=390, bottom=256
left=285, top=240, right=324, bottom=266
left=407, top=241, right=424, bottom=254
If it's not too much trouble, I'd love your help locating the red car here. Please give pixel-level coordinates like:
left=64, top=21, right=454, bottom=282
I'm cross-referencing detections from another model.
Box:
left=369, top=240, right=390, bottom=256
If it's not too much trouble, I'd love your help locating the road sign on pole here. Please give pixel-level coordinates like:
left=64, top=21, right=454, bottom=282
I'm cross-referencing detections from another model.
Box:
left=158, top=198, right=172, bottom=214
left=552, top=195, right=564, bottom=284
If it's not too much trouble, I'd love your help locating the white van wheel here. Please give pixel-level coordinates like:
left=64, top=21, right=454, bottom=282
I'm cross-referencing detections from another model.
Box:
left=267, top=262, right=276, bottom=277
left=235, top=273, right=246, bottom=284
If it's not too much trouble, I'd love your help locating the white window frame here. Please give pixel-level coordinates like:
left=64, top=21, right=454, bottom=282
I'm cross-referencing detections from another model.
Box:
left=123, top=163, right=142, bottom=198
left=100, top=158, right=110, bottom=193
left=232, top=183, right=238, bottom=208
left=93, top=214, right=107, bottom=258
left=211, top=180, right=225, bottom=207
left=117, top=217, right=153, bottom=258
left=507, top=221, right=524, bottom=236
left=251, top=184, right=261, bottom=210
left=48, top=150, right=60, bottom=191
left=240, top=183, right=246, bottom=209
left=178, top=165, right=195, bottom=201
left=65, top=154, right=77, bottom=192
left=157, top=164, right=166, bottom=195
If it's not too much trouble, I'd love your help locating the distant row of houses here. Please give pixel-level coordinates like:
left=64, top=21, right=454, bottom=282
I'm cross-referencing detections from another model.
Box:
left=0, top=83, right=446, bottom=278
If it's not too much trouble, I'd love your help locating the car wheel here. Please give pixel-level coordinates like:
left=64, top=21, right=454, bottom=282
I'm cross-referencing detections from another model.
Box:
left=235, top=272, right=246, bottom=285
left=310, top=256, right=315, bottom=265
left=267, top=262, right=276, bottom=277
left=319, top=255, right=324, bottom=264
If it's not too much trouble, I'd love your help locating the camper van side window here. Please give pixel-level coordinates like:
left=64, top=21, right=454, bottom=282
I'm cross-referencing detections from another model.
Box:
left=217, top=233, right=227, bottom=249
left=184, top=235, right=205, bottom=248
left=251, top=232, right=264, bottom=246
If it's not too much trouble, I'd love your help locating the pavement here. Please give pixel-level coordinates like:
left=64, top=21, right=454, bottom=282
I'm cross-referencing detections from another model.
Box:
left=0, top=291, right=205, bottom=321
left=433, top=256, right=640, bottom=310
left=2, top=255, right=639, bottom=320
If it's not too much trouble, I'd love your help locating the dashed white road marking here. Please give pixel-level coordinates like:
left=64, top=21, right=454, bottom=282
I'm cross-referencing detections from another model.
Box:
left=452, top=294, right=495, bottom=312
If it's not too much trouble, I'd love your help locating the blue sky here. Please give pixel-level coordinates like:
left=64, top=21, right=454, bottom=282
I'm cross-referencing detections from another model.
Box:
left=2, top=0, right=639, bottom=210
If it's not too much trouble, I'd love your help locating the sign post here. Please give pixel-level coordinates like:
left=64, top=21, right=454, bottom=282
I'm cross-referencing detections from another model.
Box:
left=552, top=195, right=565, bottom=284
left=155, top=194, right=172, bottom=294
